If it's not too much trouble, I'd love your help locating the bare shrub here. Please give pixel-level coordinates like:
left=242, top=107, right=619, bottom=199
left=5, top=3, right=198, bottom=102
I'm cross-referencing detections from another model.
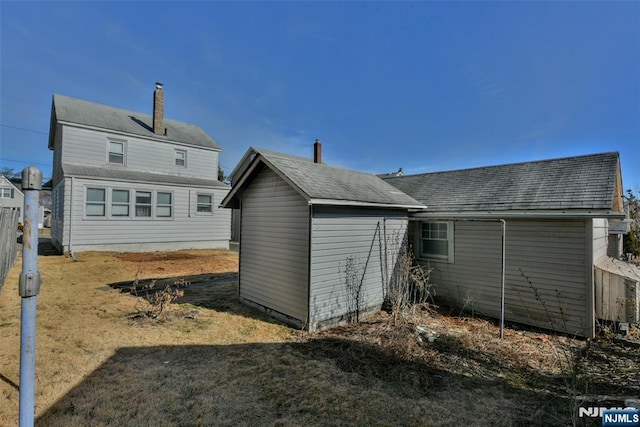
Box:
left=129, top=277, right=190, bottom=320
left=387, top=236, right=434, bottom=327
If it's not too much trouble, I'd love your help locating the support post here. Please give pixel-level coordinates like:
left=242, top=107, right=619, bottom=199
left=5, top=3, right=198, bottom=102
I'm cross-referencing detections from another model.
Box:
left=499, top=219, right=506, bottom=339
left=19, top=166, right=42, bottom=427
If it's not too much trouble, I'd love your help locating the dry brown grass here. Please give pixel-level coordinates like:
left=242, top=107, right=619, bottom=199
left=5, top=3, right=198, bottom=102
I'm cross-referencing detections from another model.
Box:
left=1, top=247, right=638, bottom=426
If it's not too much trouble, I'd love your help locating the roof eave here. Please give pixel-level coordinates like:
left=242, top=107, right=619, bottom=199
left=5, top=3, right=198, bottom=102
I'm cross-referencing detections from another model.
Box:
left=410, top=210, right=626, bottom=219
left=309, top=198, right=426, bottom=210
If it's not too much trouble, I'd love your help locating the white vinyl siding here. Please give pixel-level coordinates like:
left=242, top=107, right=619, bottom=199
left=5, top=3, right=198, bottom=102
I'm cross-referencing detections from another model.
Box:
left=61, top=178, right=230, bottom=252
left=592, top=218, right=608, bottom=260
left=61, top=127, right=219, bottom=180
left=240, top=167, right=309, bottom=323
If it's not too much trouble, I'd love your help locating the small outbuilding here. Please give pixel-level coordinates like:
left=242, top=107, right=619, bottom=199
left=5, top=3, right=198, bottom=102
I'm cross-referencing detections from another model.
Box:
left=221, top=145, right=424, bottom=330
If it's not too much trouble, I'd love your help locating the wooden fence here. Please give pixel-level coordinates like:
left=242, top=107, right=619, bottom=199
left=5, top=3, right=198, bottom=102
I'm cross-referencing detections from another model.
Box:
left=0, top=208, right=19, bottom=291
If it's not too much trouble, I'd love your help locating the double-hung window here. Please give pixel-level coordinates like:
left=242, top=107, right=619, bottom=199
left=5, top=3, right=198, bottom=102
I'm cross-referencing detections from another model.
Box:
left=156, top=192, right=173, bottom=218
left=135, top=191, right=152, bottom=217
left=175, top=150, right=186, bottom=167
left=108, top=140, right=125, bottom=165
left=419, top=221, right=454, bottom=262
left=0, top=188, right=12, bottom=198
left=197, top=194, right=213, bottom=213
left=86, top=188, right=106, bottom=217
left=111, top=189, right=130, bottom=217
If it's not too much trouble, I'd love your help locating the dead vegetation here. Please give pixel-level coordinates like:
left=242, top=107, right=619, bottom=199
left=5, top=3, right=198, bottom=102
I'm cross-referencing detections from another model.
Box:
left=0, top=248, right=638, bottom=426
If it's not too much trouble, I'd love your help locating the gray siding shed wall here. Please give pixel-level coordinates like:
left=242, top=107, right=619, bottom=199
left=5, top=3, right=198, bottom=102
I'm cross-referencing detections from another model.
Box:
left=309, top=208, right=408, bottom=330
left=239, top=167, right=309, bottom=324
left=414, top=219, right=591, bottom=336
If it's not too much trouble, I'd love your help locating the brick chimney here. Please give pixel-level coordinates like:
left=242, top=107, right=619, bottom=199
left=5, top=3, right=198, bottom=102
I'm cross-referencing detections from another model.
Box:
left=313, top=139, right=322, bottom=164
left=153, top=82, right=165, bottom=135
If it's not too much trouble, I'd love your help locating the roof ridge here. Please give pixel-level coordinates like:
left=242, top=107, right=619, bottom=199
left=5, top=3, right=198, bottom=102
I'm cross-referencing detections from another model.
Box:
left=389, top=151, right=619, bottom=179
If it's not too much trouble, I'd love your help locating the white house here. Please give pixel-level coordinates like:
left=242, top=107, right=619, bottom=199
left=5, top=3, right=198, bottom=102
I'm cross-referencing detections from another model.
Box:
left=0, top=175, right=24, bottom=224
left=47, top=83, right=231, bottom=253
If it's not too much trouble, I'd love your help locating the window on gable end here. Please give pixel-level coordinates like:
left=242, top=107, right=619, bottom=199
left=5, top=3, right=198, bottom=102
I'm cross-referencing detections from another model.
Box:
left=175, top=150, right=186, bottom=167
left=108, top=140, right=125, bottom=165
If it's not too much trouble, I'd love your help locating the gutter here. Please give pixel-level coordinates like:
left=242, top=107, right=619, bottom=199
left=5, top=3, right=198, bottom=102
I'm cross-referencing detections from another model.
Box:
left=411, top=210, right=625, bottom=219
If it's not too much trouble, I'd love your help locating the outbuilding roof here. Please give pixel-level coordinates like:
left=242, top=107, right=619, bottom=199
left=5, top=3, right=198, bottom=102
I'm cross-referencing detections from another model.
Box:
left=49, top=94, right=220, bottom=150
left=222, top=147, right=425, bottom=209
left=383, top=152, right=624, bottom=218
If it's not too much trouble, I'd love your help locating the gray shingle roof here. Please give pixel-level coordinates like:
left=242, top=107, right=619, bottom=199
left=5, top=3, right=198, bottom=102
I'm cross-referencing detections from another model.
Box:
left=383, top=152, right=621, bottom=215
left=223, top=148, right=425, bottom=209
left=50, top=94, right=220, bottom=150
left=62, top=164, right=228, bottom=189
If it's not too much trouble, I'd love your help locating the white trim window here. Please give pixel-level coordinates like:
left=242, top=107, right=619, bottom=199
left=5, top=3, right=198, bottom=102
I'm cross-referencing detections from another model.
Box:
left=86, top=188, right=106, bottom=217
left=196, top=193, right=213, bottom=214
left=135, top=191, right=152, bottom=217
left=111, top=189, right=130, bottom=217
left=419, top=221, right=454, bottom=262
left=156, top=192, right=173, bottom=218
left=175, top=150, right=186, bottom=167
left=0, top=188, right=13, bottom=198
left=108, top=140, right=125, bottom=165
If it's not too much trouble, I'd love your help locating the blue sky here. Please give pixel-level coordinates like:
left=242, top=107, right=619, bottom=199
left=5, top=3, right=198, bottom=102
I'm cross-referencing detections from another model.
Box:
left=1, top=1, right=638, bottom=190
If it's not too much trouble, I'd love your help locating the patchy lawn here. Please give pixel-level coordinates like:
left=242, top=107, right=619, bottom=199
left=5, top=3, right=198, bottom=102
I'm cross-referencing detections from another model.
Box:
left=0, top=248, right=638, bottom=426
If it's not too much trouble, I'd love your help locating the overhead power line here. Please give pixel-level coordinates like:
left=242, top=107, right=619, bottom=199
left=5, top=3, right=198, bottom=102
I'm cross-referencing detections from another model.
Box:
left=0, top=124, right=49, bottom=135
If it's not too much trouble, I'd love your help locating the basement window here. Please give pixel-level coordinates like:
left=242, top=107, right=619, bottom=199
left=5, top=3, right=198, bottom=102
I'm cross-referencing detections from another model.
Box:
left=419, top=221, right=454, bottom=263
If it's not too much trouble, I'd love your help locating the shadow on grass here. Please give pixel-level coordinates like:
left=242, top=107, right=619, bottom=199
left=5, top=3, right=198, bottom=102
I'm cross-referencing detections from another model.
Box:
left=108, top=273, right=292, bottom=328
left=36, top=339, right=575, bottom=426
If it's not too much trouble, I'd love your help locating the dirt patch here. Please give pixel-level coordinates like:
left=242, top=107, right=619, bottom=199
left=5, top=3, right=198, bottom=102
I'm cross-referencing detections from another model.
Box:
left=115, top=252, right=200, bottom=263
